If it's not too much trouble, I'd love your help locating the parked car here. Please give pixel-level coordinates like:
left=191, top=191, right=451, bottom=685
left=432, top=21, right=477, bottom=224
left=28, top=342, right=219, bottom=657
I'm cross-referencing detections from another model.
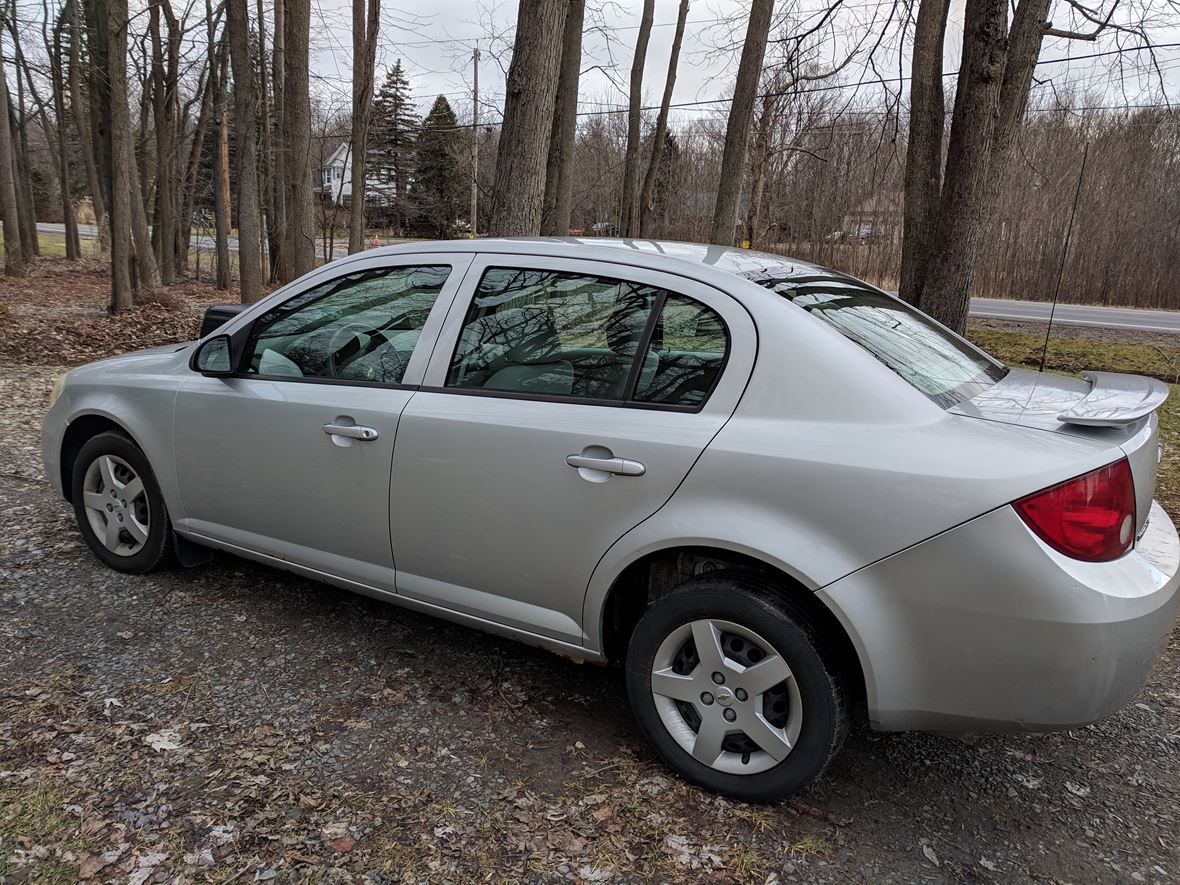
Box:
left=42, top=239, right=1179, bottom=801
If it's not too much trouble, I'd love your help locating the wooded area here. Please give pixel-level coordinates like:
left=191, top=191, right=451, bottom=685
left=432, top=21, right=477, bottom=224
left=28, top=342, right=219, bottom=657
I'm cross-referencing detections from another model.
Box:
left=0, top=0, right=1176, bottom=329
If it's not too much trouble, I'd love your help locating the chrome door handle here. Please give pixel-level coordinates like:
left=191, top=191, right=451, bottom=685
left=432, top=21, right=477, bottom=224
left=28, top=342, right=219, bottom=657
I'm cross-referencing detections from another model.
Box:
left=565, top=454, right=646, bottom=476
left=322, top=423, right=379, bottom=441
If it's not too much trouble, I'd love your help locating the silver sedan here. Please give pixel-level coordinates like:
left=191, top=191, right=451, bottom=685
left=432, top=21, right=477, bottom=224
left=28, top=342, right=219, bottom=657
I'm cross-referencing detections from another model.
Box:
left=42, top=239, right=1180, bottom=801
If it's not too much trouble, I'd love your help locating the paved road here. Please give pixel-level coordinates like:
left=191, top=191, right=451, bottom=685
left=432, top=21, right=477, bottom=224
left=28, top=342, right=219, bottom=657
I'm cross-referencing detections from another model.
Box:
left=37, top=224, right=1180, bottom=332
left=970, top=296, right=1180, bottom=334
left=37, top=222, right=349, bottom=260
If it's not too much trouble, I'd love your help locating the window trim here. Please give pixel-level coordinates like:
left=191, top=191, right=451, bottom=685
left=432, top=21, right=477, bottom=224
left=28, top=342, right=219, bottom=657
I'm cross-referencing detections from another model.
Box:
left=211, top=256, right=472, bottom=391
left=434, top=263, right=731, bottom=414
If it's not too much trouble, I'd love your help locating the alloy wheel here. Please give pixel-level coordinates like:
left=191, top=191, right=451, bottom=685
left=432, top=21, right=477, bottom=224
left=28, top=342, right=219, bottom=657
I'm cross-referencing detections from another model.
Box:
left=81, top=454, right=151, bottom=557
left=650, top=618, right=803, bottom=775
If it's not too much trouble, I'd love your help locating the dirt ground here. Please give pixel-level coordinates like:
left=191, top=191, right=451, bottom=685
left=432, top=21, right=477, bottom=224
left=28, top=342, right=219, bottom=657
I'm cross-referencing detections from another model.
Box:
left=2, top=262, right=1180, bottom=883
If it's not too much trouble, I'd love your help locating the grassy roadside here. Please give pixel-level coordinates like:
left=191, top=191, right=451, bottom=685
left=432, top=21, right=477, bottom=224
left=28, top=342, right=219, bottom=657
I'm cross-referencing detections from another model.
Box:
left=967, top=325, right=1180, bottom=515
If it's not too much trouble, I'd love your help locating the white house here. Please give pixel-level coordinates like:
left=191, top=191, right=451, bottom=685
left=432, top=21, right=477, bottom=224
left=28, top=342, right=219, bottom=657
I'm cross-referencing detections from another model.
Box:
left=318, top=143, right=399, bottom=207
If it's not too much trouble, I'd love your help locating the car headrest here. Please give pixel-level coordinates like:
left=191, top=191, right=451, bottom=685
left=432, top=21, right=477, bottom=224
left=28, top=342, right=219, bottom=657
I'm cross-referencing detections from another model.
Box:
left=606, top=291, right=661, bottom=357
left=457, top=306, right=563, bottom=369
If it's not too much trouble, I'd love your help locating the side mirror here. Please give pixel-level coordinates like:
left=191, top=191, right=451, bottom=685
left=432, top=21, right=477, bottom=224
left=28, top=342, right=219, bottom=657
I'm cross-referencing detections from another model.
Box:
left=191, top=334, right=234, bottom=376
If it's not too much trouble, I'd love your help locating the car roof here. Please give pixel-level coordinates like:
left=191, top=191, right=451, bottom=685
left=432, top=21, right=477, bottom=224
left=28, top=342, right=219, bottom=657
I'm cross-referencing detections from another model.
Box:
left=365, top=237, right=837, bottom=290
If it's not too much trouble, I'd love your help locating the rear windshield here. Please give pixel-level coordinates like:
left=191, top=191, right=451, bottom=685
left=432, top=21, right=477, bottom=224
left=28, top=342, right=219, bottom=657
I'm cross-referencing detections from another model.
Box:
left=754, top=276, right=1007, bottom=408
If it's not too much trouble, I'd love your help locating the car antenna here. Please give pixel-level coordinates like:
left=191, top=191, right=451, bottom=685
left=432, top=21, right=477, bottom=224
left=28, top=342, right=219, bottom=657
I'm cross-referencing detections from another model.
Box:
left=1038, top=142, right=1089, bottom=373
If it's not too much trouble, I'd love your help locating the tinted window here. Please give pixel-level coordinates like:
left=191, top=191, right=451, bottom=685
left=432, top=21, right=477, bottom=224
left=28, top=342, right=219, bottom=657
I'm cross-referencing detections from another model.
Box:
left=755, top=276, right=1005, bottom=407
left=446, top=268, right=663, bottom=401
left=245, top=265, right=449, bottom=384
left=634, top=294, right=729, bottom=407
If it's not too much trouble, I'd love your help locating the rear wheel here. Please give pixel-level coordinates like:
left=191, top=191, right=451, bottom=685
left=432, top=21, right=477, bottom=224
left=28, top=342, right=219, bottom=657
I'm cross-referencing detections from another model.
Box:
left=71, top=431, right=173, bottom=574
left=625, top=574, right=848, bottom=801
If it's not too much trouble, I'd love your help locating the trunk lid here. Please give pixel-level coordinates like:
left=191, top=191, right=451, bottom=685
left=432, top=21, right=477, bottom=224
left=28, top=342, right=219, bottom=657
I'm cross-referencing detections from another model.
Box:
left=952, top=367, right=1167, bottom=536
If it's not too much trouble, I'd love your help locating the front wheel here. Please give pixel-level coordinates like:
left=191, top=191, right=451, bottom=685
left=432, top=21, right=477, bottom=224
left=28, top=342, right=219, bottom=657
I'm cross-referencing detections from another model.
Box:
left=70, top=431, right=174, bottom=574
left=625, top=575, right=848, bottom=802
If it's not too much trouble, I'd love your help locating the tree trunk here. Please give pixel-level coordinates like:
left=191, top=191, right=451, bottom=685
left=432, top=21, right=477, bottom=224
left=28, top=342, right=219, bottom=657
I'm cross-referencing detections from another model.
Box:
left=227, top=0, right=263, bottom=300
left=619, top=0, right=655, bottom=237
left=0, top=59, right=24, bottom=276
left=744, top=89, right=778, bottom=247
left=256, top=0, right=274, bottom=277
left=283, top=0, right=315, bottom=276
left=898, top=0, right=949, bottom=306
left=348, top=0, right=380, bottom=254
left=9, top=44, right=38, bottom=261
left=488, top=0, right=568, bottom=237
left=919, top=0, right=1008, bottom=332
left=207, top=12, right=230, bottom=291
left=69, top=0, right=108, bottom=251
left=710, top=0, right=774, bottom=246
left=270, top=0, right=288, bottom=280
left=49, top=8, right=81, bottom=259
left=540, top=0, right=584, bottom=236
left=104, top=0, right=133, bottom=310
left=639, top=0, right=689, bottom=237
left=148, top=0, right=179, bottom=284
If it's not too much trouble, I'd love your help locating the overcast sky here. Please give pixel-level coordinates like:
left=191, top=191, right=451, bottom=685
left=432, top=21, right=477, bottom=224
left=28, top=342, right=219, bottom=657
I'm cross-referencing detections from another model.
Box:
left=303, top=0, right=1180, bottom=127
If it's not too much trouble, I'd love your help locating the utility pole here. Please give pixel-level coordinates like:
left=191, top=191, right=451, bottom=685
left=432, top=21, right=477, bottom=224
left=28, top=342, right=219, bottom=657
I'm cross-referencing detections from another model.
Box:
left=470, top=42, right=479, bottom=238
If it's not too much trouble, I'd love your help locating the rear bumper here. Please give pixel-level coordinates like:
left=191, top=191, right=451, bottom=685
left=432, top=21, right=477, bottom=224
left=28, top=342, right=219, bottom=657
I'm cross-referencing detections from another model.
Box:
left=819, top=500, right=1180, bottom=732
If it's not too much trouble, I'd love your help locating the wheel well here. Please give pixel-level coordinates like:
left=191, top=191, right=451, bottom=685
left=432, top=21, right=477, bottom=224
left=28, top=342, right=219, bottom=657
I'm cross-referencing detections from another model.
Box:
left=59, top=415, right=129, bottom=502
left=599, top=546, right=866, bottom=707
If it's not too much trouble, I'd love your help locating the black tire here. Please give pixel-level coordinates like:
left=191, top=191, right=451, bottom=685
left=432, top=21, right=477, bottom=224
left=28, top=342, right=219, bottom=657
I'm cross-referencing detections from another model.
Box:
left=625, top=572, right=848, bottom=802
left=70, top=430, right=174, bottom=574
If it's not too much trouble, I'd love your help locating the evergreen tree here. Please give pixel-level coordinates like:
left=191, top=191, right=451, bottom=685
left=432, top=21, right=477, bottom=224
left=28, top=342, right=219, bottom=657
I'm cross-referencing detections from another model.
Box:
left=369, top=60, right=418, bottom=230
left=411, top=96, right=464, bottom=237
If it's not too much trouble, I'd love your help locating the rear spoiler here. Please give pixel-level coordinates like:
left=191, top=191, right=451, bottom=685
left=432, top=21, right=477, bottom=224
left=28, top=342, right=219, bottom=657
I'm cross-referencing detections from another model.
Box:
left=1057, top=371, right=1169, bottom=428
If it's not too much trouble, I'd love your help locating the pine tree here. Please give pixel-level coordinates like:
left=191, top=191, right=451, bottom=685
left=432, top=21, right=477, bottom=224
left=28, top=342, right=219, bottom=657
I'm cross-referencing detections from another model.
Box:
left=411, top=96, right=463, bottom=237
left=369, top=60, right=417, bottom=231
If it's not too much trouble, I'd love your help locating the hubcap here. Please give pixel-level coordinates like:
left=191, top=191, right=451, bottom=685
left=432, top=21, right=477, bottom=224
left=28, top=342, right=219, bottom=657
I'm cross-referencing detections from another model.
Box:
left=82, top=455, right=150, bottom=557
left=650, top=618, right=803, bottom=775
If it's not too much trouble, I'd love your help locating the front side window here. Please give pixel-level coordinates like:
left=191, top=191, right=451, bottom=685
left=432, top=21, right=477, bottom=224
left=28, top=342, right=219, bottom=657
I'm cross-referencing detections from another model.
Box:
left=245, top=265, right=449, bottom=384
left=446, top=268, right=662, bottom=400
left=754, top=275, right=1006, bottom=407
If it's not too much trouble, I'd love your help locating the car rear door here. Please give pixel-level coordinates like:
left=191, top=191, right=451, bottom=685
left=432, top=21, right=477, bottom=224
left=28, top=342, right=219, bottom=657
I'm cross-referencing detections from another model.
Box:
left=388, top=254, right=756, bottom=645
left=173, top=253, right=472, bottom=590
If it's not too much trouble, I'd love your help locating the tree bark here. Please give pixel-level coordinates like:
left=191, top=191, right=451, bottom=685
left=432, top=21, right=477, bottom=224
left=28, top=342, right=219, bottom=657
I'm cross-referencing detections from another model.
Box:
left=282, top=0, right=315, bottom=276
left=227, top=0, right=263, bottom=300
left=207, top=9, right=230, bottom=291
left=270, top=0, right=288, bottom=280
left=8, top=38, right=38, bottom=261
left=540, top=0, right=584, bottom=236
left=919, top=0, right=1008, bottom=332
left=0, top=58, right=24, bottom=276
left=69, top=0, right=108, bottom=251
left=348, top=0, right=380, bottom=254
left=619, top=0, right=655, bottom=237
left=178, top=60, right=214, bottom=275
left=898, top=0, right=950, bottom=306
left=104, top=0, right=133, bottom=310
left=639, top=0, right=688, bottom=237
left=744, top=88, right=778, bottom=247
left=710, top=0, right=774, bottom=246
left=256, top=0, right=274, bottom=277
left=148, top=0, right=180, bottom=284
left=488, top=0, right=568, bottom=237
left=49, top=6, right=81, bottom=258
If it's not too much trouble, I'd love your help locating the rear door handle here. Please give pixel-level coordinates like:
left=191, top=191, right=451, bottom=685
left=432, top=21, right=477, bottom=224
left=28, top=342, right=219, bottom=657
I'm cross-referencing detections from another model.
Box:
left=565, top=454, right=646, bottom=476
left=323, top=423, right=379, bottom=441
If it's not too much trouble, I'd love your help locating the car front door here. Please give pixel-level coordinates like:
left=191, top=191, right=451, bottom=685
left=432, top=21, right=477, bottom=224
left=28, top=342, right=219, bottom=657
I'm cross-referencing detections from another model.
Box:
left=388, top=255, right=756, bottom=645
left=173, top=254, right=472, bottom=590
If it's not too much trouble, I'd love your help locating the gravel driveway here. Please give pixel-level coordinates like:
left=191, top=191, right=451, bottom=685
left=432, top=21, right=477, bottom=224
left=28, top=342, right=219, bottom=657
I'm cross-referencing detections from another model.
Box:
left=3, top=285, right=1180, bottom=882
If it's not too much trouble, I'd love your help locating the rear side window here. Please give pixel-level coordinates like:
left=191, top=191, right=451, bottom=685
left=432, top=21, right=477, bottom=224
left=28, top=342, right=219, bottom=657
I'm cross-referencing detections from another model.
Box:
left=755, top=276, right=1005, bottom=407
left=245, top=265, right=449, bottom=384
left=446, top=267, right=729, bottom=408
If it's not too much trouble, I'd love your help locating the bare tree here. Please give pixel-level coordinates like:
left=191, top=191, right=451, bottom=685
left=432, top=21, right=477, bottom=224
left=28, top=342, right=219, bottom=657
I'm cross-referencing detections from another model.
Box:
left=898, top=0, right=949, bottom=306
left=639, top=0, right=689, bottom=236
left=68, top=0, right=107, bottom=251
left=541, top=0, right=584, bottom=236
left=227, top=0, right=263, bottom=300
left=348, top=0, right=380, bottom=254
left=619, top=0, right=654, bottom=236
left=148, top=0, right=179, bottom=284
left=104, top=0, right=133, bottom=310
left=282, top=0, right=315, bottom=276
left=0, top=49, right=24, bottom=276
left=488, top=0, right=568, bottom=236
left=49, top=1, right=81, bottom=259
left=710, top=0, right=775, bottom=246
left=207, top=4, right=229, bottom=290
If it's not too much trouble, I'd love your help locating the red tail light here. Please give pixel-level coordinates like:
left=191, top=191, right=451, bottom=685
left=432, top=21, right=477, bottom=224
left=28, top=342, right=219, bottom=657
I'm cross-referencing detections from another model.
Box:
left=1013, top=458, right=1136, bottom=562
